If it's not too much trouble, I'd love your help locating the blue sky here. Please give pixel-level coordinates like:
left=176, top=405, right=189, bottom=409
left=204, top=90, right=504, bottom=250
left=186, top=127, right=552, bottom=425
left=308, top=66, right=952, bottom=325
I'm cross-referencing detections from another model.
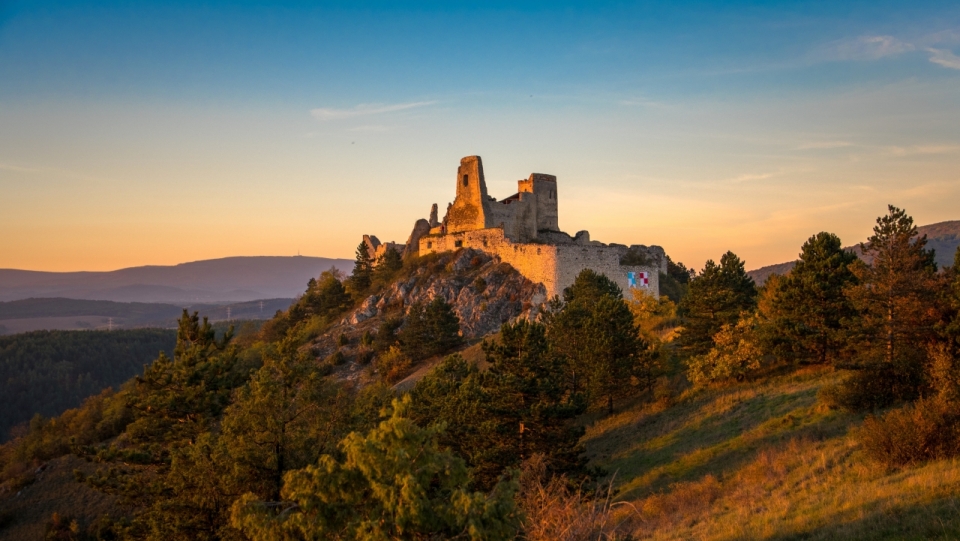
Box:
left=1, top=0, right=959, bottom=271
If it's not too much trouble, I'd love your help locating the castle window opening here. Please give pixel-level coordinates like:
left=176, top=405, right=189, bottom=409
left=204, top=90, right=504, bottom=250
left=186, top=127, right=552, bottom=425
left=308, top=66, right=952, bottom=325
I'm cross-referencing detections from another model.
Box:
left=427, top=242, right=432, bottom=249
left=455, top=240, right=463, bottom=248
left=462, top=174, right=469, bottom=186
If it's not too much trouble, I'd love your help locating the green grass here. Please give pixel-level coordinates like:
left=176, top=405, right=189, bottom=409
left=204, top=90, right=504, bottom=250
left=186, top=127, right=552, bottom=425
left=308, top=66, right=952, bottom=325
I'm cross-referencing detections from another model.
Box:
left=582, top=366, right=960, bottom=540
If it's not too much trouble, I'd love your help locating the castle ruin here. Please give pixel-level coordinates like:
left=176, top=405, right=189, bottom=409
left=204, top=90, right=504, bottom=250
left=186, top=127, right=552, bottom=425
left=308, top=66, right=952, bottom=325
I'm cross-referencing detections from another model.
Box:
left=364, top=155, right=666, bottom=299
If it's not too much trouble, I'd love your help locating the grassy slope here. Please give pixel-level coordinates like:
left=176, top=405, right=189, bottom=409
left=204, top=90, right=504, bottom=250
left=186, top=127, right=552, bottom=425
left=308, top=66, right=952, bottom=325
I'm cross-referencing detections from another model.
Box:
left=583, top=366, right=960, bottom=540
left=0, top=454, right=120, bottom=540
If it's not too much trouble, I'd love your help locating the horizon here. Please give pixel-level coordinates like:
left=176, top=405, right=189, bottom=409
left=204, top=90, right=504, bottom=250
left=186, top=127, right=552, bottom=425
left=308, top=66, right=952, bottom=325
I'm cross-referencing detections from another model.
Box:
left=2, top=1, right=959, bottom=273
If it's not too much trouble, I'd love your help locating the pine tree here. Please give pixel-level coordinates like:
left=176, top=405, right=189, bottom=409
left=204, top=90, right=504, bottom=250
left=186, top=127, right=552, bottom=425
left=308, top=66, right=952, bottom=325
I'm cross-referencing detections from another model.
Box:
left=349, top=241, right=373, bottom=294
left=677, top=251, right=757, bottom=357
left=230, top=397, right=520, bottom=541
left=760, top=232, right=858, bottom=364
left=839, top=206, right=942, bottom=408
left=546, top=269, right=649, bottom=414
left=219, top=339, right=353, bottom=502
left=409, top=322, right=589, bottom=492
left=398, top=297, right=462, bottom=360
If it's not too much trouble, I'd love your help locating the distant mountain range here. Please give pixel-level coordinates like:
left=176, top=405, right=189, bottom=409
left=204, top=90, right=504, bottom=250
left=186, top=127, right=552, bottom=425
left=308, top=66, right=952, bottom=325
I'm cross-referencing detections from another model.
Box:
left=0, top=256, right=353, bottom=304
left=748, top=220, right=960, bottom=285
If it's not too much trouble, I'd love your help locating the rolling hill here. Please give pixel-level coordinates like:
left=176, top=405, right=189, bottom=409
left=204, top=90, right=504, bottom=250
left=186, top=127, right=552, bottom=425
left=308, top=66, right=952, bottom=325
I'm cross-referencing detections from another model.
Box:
left=748, top=220, right=960, bottom=285
left=0, top=256, right=353, bottom=303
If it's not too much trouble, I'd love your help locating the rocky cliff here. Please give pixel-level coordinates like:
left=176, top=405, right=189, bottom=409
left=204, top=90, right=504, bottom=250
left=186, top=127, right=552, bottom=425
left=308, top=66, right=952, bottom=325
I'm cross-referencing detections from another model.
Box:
left=308, top=249, right=547, bottom=379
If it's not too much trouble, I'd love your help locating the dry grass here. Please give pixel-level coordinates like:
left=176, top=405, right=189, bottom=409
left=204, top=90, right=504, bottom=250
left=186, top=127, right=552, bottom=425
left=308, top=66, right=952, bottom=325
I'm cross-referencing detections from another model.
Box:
left=582, top=366, right=960, bottom=540
left=519, top=454, right=631, bottom=541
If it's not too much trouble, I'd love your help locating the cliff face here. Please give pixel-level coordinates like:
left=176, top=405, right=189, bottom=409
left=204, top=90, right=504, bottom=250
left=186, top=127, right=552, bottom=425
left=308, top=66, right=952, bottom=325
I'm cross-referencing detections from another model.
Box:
left=348, top=248, right=546, bottom=338
left=308, top=249, right=547, bottom=374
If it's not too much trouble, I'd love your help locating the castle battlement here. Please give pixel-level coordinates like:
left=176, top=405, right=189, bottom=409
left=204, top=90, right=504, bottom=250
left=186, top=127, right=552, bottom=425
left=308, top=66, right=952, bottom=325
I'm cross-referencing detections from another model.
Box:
left=366, top=155, right=666, bottom=299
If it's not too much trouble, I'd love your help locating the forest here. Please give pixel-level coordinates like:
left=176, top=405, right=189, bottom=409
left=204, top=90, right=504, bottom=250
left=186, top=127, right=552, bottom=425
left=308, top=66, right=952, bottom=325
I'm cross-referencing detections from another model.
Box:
left=0, top=329, right=175, bottom=442
left=1, top=204, right=959, bottom=540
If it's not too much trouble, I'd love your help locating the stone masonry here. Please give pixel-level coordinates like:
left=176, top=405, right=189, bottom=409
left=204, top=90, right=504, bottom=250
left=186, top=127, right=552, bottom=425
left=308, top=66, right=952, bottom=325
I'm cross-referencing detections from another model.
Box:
left=366, top=155, right=666, bottom=300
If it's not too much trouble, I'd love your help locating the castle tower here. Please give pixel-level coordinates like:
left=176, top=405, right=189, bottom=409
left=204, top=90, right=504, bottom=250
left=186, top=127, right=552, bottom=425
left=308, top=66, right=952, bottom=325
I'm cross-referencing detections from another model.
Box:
left=518, top=173, right=559, bottom=232
left=446, top=155, right=489, bottom=233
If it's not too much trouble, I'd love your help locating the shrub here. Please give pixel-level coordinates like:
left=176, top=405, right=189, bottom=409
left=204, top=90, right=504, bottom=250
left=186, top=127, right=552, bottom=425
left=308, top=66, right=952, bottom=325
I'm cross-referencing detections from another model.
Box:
left=376, top=346, right=413, bottom=384
left=858, top=397, right=960, bottom=467
left=374, top=317, right=402, bottom=352
left=337, top=333, right=349, bottom=347
left=360, top=330, right=374, bottom=347
left=519, top=454, right=629, bottom=541
left=820, top=361, right=923, bottom=411
left=687, top=316, right=763, bottom=386
left=327, top=350, right=346, bottom=366
left=356, top=348, right=374, bottom=366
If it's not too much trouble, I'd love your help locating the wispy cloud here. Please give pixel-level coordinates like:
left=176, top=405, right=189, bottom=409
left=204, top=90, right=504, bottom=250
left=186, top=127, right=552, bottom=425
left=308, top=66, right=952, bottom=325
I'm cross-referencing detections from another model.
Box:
left=926, top=48, right=960, bottom=70
left=310, top=101, right=435, bottom=120
left=823, top=35, right=913, bottom=62
left=727, top=171, right=777, bottom=184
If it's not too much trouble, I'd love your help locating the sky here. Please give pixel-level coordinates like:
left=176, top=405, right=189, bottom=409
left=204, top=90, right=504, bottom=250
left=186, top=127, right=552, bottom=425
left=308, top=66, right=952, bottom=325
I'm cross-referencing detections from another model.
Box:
left=1, top=0, right=959, bottom=272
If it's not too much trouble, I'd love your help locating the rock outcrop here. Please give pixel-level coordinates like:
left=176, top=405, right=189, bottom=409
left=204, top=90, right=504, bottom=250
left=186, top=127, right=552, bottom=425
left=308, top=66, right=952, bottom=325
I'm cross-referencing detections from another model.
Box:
left=344, top=248, right=545, bottom=339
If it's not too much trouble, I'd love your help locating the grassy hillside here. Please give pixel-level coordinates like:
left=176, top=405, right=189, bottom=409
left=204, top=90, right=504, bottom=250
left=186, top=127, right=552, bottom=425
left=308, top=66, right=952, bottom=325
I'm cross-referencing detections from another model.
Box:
left=582, top=366, right=960, bottom=540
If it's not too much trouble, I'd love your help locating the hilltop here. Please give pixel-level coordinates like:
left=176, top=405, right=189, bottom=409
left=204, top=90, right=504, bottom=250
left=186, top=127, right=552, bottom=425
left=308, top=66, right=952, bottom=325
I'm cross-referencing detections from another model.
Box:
left=748, top=220, right=960, bottom=285
left=0, top=256, right=353, bottom=304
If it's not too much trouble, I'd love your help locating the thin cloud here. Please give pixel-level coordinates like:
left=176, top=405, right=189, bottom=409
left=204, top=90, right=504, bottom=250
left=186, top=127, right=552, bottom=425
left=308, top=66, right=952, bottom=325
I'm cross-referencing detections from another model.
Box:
left=825, top=35, right=913, bottom=61
left=926, top=48, right=960, bottom=70
left=310, top=101, right=435, bottom=120
left=727, top=172, right=777, bottom=184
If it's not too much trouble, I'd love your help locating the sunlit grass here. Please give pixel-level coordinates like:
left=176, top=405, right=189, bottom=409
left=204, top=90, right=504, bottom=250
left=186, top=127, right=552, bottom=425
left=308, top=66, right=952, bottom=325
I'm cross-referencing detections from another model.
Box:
left=583, top=366, right=960, bottom=540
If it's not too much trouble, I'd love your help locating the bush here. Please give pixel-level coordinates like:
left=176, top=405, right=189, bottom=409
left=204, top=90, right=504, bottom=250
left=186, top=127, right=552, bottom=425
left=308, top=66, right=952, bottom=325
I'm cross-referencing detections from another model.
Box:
left=356, top=348, right=374, bottom=366
left=337, top=333, right=349, bottom=347
left=376, top=346, right=413, bottom=384
left=327, top=350, right=346, bottom=366
left=820, top=361, right=923, bottom=412
left=687, top=316, right=763, bottom=386
left=858, top=397, right=960, bottom=467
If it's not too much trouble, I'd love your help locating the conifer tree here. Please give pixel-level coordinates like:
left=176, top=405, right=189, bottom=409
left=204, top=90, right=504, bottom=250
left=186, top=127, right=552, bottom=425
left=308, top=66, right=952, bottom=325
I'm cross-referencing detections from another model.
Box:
left=482, top=320, right=587, bottom=481
left=399, top=297, right=462, bottom=360
left=760, top=232, right=858, bottom=364
left=349, top=241, right=373, bottom=294
left=677, top=251, right=757, bottom=357
left=230, top=397, right=520, bottom=541
left=409, top=322, right=589, bottom=492
left=840, top=205, right=942, bottom=407
left=220, top=339, right=353, bottom=502
left=546, top=269, right=649, bottom=414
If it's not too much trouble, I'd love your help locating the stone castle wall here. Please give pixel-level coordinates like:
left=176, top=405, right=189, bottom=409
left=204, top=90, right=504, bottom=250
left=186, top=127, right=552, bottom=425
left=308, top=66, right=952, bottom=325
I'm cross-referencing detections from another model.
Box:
left=419, top=228, right=660, bottom=299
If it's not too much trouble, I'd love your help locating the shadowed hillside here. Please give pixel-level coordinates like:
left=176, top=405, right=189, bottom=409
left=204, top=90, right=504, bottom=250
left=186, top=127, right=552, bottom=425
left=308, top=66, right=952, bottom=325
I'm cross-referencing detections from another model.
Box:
left=0, top=297, right=294, bottom=334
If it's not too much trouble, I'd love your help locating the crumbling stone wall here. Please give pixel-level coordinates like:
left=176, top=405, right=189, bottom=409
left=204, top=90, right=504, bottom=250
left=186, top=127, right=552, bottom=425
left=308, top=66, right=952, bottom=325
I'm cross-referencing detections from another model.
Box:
left=419, top=228, right=661, bottom=299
